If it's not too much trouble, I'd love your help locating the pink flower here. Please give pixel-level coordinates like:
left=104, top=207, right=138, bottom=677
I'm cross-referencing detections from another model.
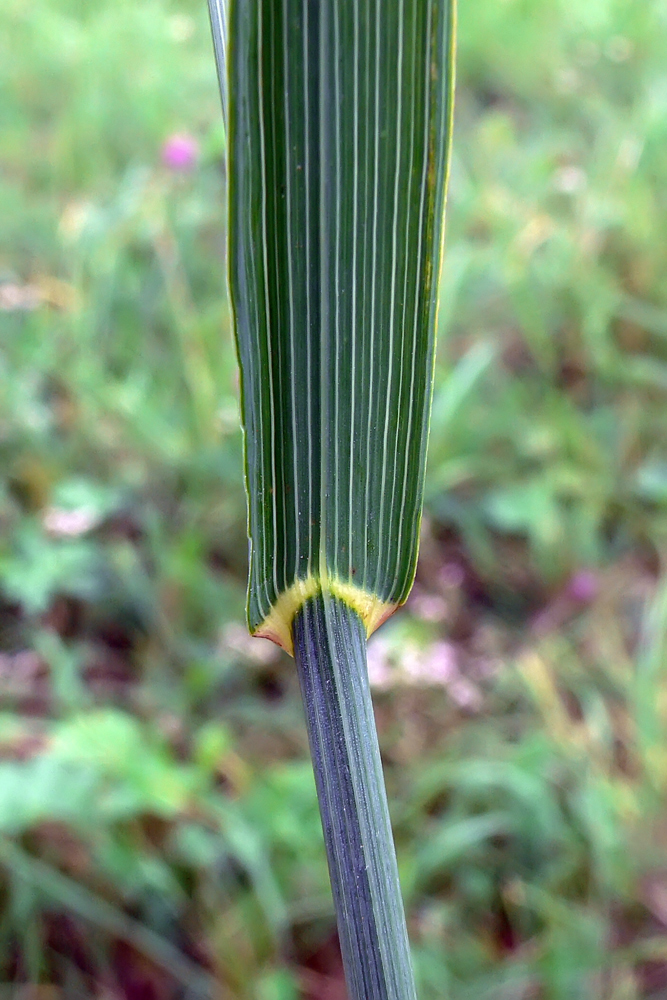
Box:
left=161, top=133, right=199, bottom=172
left=567, top=569, right=598, bottom=604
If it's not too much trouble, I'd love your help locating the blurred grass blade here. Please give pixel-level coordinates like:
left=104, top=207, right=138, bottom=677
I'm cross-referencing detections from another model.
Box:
left=0, top=837, right=217, bottom=999
left=207, top=0, right=228, bottom=129
left=220, top=0, right=455, bottom=653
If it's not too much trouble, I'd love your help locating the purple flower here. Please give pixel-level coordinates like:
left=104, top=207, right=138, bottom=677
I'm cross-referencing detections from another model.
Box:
left=161, top=133, right=199, bottom=172
left=567, top=569, right=598, bottom=604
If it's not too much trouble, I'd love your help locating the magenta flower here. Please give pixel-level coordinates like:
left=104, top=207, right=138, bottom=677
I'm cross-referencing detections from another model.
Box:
left=567, top=569, right=598, bottom=604
left=161, top=133, right=199, bottom=172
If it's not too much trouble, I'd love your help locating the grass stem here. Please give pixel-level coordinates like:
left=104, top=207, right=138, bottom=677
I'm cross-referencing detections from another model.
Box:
left=293, top=592, right=417, bottom=1000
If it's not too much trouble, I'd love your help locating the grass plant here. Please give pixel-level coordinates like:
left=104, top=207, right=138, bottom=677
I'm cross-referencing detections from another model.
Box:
left=0, top=0, right=666, bottom=996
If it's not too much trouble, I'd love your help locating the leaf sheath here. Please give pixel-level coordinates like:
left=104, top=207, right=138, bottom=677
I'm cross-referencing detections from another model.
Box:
left=293, top=593, right=417, bottom=1000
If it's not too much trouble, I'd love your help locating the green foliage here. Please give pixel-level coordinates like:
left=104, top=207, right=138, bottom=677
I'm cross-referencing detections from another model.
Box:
left=225, top=0, right=454, bottom=636
left=1, top=0, right=667, bottom=996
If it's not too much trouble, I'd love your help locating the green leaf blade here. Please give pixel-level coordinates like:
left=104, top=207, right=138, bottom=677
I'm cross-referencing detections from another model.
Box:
left=225, top=0, right=454, bottom=648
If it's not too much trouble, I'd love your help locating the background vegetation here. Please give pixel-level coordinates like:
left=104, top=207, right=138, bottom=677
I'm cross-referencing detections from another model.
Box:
left=2, top=0, right=667, bottom=996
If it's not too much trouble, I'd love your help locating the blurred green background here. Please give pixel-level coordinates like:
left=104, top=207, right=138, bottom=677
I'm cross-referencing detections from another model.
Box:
left=2, top=0, right=667, bottom=997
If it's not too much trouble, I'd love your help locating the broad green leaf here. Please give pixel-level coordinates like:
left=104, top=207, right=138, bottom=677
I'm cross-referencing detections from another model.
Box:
left=220, top=0, right=455, bottom=652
